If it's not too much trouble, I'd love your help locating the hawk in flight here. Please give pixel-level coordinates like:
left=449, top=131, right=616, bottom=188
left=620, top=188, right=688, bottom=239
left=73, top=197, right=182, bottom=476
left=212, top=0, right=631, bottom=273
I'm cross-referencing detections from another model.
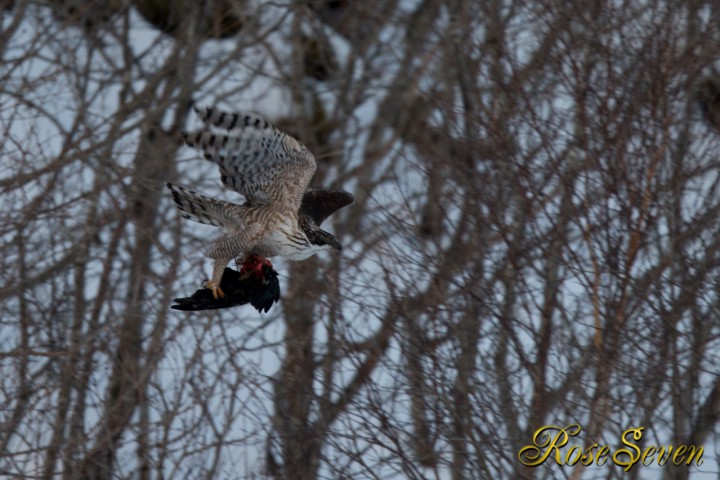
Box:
left=167, top=105, right=353, bottom=300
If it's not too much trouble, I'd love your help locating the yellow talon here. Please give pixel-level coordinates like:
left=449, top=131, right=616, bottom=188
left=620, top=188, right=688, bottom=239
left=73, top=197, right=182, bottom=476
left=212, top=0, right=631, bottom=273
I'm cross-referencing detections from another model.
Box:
left=205, top=281, right=225, bottom=299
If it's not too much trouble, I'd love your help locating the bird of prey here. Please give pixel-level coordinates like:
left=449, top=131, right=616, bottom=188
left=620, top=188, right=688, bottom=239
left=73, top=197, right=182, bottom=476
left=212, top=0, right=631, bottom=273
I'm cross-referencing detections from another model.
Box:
left=167, top=105, right=353, bottom=300
left=171, top=188, right=353, bottom=312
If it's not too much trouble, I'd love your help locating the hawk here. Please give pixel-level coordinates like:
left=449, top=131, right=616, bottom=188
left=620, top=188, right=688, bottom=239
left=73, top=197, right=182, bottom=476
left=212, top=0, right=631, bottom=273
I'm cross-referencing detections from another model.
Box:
left=167, top=105, right=353, bottom=300
left=171, top=188, right=354, bottom=312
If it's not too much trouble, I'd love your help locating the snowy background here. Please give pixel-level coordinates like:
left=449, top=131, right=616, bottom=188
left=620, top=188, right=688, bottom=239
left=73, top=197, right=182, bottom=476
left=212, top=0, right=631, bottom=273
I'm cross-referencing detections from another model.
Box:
left=1, top=0, right=720, bottom=478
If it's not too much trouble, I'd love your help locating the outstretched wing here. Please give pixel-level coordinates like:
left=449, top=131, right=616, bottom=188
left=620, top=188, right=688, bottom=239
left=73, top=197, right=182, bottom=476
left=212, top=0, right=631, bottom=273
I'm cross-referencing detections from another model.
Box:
left=166, top=182, right=248, bottom=228
left=182, top=106, right=316, bottom=212
left=300, top=189, right=354, bottom=226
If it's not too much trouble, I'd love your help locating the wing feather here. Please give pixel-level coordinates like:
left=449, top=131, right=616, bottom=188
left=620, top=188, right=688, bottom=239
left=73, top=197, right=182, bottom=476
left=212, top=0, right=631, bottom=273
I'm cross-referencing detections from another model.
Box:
left=193, top=104, right=272, bottom=131
left=300, top=189, right=354, bottom=226
left=166, top=182, right=248, bottom=228
left=183, top=106, right=316, bottom=211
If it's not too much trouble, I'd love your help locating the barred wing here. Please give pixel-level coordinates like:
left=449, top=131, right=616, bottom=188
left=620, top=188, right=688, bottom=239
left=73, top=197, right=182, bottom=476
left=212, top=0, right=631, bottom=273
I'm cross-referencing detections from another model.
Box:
left=183, top=106, right=316, bottom=211
left=166, top=182, right=247, bottom=228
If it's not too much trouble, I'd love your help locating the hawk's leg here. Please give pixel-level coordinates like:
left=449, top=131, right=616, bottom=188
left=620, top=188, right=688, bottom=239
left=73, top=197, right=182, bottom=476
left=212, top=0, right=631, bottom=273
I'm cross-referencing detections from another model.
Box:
left=206, top=239, right=244, bottom=300
left=205, top=260, right=228, bottom=299
left=206, top=229, right=263, bottom=299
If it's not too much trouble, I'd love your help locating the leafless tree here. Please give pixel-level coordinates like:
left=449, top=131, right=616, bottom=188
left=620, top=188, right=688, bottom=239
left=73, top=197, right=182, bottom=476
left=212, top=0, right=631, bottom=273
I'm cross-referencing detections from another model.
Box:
left=2, top=0, right=720, bottom=479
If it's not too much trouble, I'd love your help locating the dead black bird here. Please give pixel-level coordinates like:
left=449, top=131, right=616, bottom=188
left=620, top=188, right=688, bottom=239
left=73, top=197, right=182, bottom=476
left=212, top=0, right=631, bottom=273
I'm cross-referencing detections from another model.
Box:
left=172, top=264, right=280, bottom=313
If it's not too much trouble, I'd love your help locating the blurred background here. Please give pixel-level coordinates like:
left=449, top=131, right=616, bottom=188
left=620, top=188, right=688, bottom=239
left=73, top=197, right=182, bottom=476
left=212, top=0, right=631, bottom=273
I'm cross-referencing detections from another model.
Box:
left=2, top=0, right=720, bottom=478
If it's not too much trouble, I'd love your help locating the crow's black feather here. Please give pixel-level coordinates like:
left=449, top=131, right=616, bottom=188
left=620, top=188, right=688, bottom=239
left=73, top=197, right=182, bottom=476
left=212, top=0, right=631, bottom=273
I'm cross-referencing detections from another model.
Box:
left=171, top=266, right=280, bottom=313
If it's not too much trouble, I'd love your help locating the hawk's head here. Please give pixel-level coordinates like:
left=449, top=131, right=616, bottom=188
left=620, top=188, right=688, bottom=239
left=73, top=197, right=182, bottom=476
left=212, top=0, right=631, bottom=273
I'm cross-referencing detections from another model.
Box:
left=300, top=215, right=342, bottom=251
